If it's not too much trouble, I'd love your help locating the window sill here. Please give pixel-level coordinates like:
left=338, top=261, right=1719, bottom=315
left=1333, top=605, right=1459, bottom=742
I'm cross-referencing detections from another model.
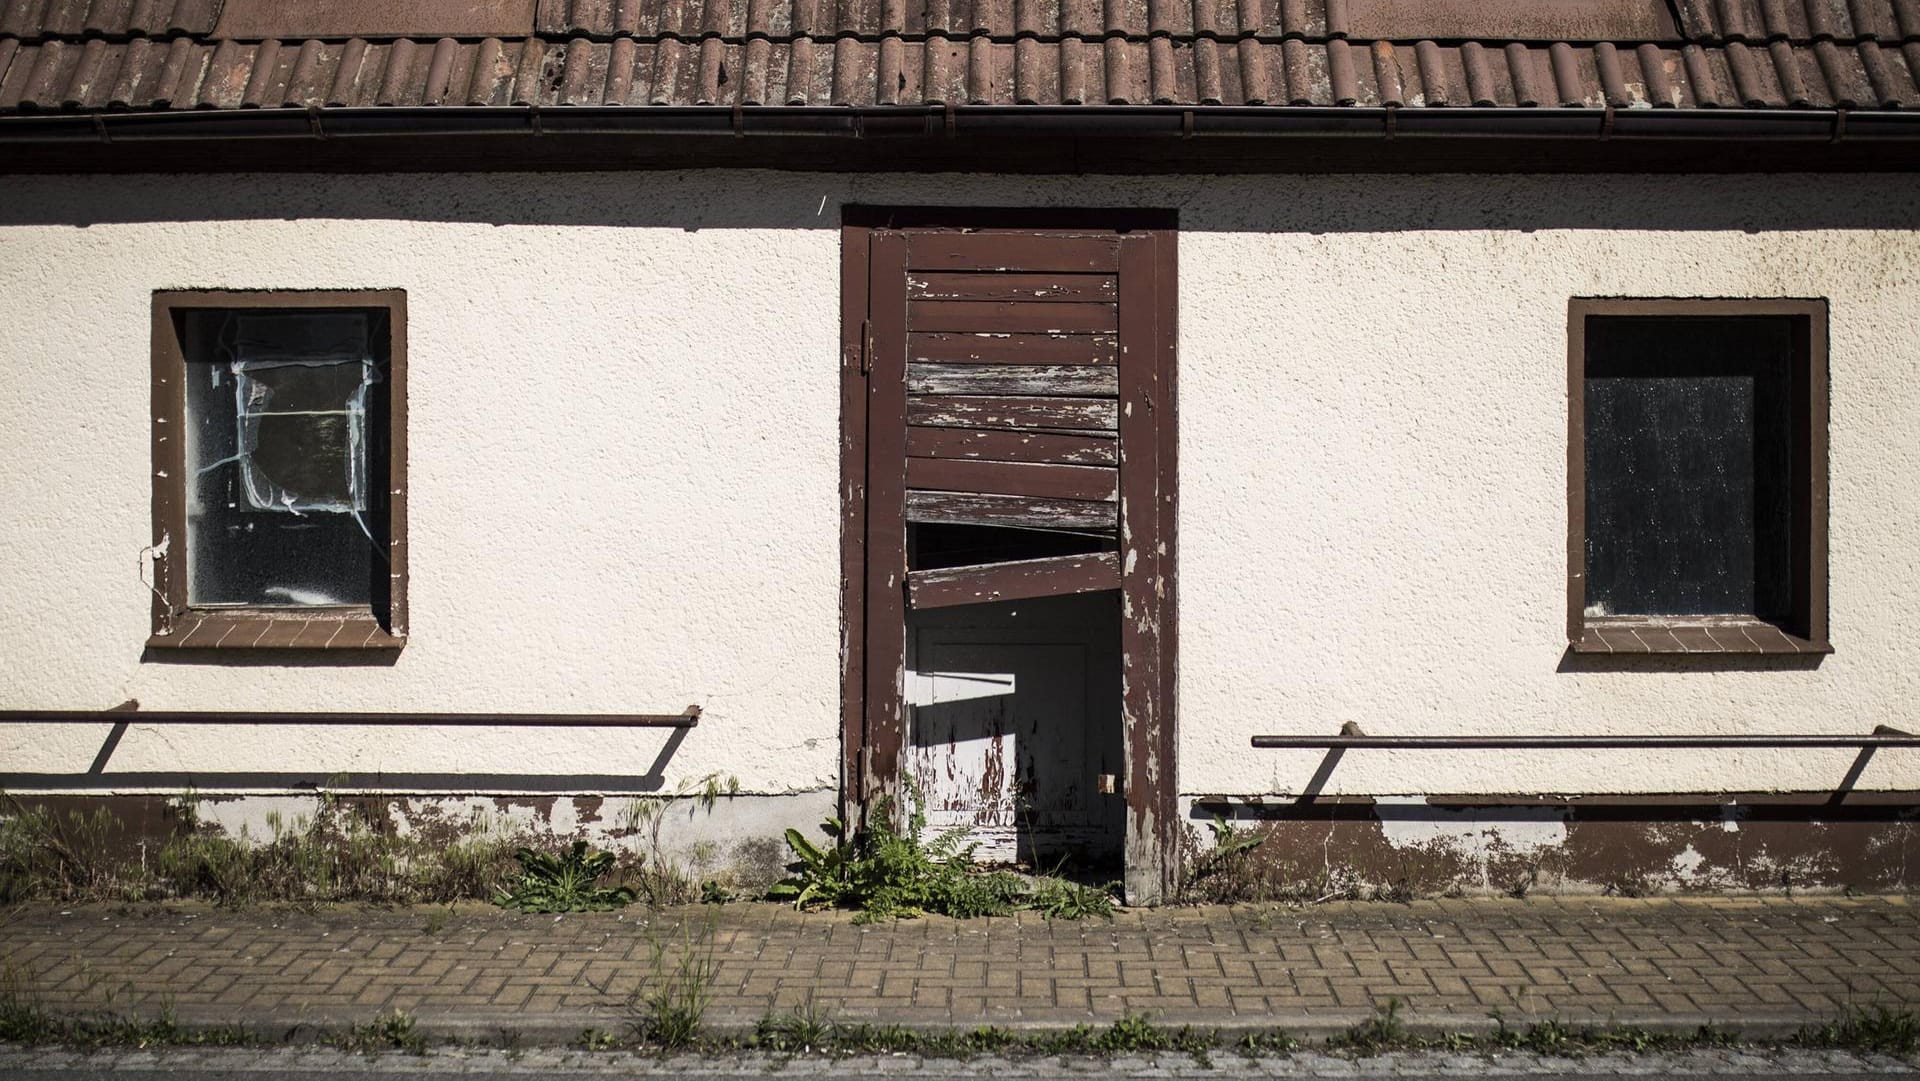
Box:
left=148, top=610, right=405, bottom=650
left=1571, top=617, right=1830, bottom=656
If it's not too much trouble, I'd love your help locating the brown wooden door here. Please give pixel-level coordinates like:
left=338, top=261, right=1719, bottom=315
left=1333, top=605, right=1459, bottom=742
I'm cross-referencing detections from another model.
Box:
left=844, top=218, right=1176, bottom=903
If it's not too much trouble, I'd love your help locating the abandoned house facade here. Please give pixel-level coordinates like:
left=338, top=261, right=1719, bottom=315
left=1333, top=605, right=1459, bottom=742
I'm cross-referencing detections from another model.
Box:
left=1, top=0, right=1918, bottom=902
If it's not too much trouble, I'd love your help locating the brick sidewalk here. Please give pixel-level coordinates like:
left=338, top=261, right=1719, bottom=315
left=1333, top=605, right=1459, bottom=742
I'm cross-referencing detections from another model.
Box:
left=1, top=897, right=1913, bottom=1041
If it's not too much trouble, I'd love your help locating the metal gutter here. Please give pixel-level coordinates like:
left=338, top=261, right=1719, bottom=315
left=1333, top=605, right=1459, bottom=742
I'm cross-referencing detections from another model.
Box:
left=0, top=104, right=1913, bottom=145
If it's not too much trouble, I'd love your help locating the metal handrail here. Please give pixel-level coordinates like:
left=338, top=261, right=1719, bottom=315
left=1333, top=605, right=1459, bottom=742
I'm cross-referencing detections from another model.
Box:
left=1252, top=726, right=1913, bottom=750
left=0, top=708, right=700, bottom=728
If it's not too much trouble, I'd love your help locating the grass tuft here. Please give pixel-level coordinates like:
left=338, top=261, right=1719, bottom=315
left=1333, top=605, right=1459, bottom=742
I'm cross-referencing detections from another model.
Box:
left=1794, top=1004, right=1919, bottom=1055
left=342, top=1009, right=426, bottom=1055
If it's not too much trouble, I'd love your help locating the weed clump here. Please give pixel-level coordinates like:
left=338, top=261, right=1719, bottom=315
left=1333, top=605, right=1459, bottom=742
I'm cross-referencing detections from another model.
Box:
left=0, top=966, right=249, bottom=1049
left=0, top=778, right=743, bottom=909
left=494, top=842, right=635, bottom=913
left=343, top=1009, right=427, bottom=1055
left=153, top=793, right=519, bottom=907
left=615, top=917, right=717, bottom=1051
left=767, top=782, right=1116, bottom=922
left=1183, top=814, right=1268, bottom=904
left=1794, top=1005, right=1919, bottom=1055
left=0, top=799, right=151, bottom=903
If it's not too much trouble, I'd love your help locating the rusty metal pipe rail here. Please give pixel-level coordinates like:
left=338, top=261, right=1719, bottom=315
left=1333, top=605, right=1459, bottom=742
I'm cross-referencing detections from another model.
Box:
left=0, top=708, right=699, bottom=727
left=1252, top=728, right=1913, bottom=750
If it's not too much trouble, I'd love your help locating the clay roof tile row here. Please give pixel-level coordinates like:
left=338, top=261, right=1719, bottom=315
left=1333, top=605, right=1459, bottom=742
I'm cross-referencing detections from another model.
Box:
left=0, top=0, right=216, bottom=40
left=528, top=0, right=1920, bottom=44
left=2, top=0, right=1918, bottom=44
left=3, top=32, right=1916, bottom=109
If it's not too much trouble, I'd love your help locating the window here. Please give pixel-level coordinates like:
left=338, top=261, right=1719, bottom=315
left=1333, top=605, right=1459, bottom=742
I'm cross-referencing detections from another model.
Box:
left=1568, top=299, right=1827, bottom=655
left=150, top=290, right=406, bottom=649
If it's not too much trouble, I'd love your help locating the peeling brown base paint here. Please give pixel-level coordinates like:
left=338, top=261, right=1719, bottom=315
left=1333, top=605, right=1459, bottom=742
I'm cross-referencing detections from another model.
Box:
left=11, top=791, right=1912, bottom=901
left=2, top=791, right=827, bottom=894
left=1185, top=794, right=1920, bottom=897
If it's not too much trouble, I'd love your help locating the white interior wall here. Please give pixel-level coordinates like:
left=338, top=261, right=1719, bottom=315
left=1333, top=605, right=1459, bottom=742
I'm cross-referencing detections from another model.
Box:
left=1, top=172, right=1916, bottom=799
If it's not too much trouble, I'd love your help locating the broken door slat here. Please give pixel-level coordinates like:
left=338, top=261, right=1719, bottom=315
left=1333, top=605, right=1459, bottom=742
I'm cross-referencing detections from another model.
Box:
left=910, top=301, right=1118, bottom=335
left=907, top=551, right=1122, bottom=609
left=907, top=363, right=1120, bottom=398
left=905, top=426, right=1119, bottom=466
left=906, top=491, right=1120, bottom=531
left=907, top=456, right=1119, bottom=502
left=906, top=233, right=1122, bottom=274
left=906, top=272, right=1118, bottom=303
left=909, top=331, right=1118, bottom=366
left=907, top=395, right=1118, bottom=432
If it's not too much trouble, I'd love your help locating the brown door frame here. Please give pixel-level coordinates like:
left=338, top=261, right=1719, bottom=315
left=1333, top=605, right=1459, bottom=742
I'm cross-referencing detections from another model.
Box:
left=839, top=207, right=1179, bottom=903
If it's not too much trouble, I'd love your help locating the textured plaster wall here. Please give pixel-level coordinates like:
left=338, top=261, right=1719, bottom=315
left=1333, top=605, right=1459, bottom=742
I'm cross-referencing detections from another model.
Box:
left=1, top=172, right=1917, bottom=803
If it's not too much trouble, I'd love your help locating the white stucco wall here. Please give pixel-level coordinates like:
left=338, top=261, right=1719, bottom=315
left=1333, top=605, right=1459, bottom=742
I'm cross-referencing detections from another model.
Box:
left=2, top=171, right=1916, bottom=800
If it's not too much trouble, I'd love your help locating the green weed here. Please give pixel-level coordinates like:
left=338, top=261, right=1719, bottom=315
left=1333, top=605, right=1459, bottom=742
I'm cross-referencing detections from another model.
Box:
left=0, top=966, right=248, bottom=1049
left=767, top=780, right=1116, bottom=922
left=1184, top=814, right=1269, bottom=903
left=615, top=916, right=717, bottom=1051
left=0, top=796, right=152, bottom=903
left=619, top=773, right=740, bottom=907
left=754, top=1002, right=836, bottom=1053
left=343, top=1008, right=426, bottom=1054
left=1795, top=1004, right=1919, bottom=1055
left=1330, top=997, right=1406, bottom=1054
left=494, top=842, right=635, bottom=913
left=578, top=1026, right=619, bottom=1051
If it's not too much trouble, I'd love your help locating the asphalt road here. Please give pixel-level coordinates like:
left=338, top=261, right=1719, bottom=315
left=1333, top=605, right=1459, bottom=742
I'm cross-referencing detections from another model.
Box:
left=1, top=1048, right=1916, bottom=1080
left=7, top=1073, right=1911, bottom=1081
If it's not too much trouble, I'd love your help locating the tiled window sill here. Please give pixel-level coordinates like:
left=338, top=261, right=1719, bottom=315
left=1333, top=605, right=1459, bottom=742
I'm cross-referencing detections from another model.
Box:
left=1572, top=617, right=1830, bottom=656
left=148, top=610, right=405, bottom=650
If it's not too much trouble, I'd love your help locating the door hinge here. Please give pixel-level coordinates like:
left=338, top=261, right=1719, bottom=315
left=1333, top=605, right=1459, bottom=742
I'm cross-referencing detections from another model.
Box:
left=860, top=319, right=873, bottom=375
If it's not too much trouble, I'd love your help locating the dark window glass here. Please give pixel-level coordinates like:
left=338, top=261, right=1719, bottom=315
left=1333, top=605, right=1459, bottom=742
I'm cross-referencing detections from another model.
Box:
left=181, top=309, right=391, bottom=608
left=1583, top=316, right=1794, bottom=620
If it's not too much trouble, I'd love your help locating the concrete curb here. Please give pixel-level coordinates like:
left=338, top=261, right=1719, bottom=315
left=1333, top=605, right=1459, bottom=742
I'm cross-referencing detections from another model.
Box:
left=78, top=1003, right=1831, bottom=1049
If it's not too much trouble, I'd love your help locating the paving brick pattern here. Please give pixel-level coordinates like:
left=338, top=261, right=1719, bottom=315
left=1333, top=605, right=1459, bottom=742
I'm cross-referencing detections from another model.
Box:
left=0, top=897, right=1913, bottom=1037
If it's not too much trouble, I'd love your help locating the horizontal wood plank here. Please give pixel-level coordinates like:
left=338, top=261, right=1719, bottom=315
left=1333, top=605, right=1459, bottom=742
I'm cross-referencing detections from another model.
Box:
left=910, top=300, right=1118, bottom=335
left=905, top=491, right=1119, bottom=531
left=906, top=233, right=1121, bottom=274
left=906, top=272, right=1117, bottom=303
left=907, top=363, right=1119, bottom=397
left=909, top=332, right=1118, bottom=365
left=906, top=426, right=1119, bottom=466
left=907, top=456, right=1118, bottom=502
left=908, top=551, right=1122, bottom=609
left=907, top=395, right=1118, bottom=432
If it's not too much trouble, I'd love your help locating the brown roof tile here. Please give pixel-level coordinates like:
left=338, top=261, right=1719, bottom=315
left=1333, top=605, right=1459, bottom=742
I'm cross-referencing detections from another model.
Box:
left=3, top=0, right=1917, bottom=116
left=0, top=0, right=217, bottom=39
left=2, top=32, right=1915, bottom=108
left=516, top=0, right=1919, bottom=43
left=3, top=0, right=1919, bottom=44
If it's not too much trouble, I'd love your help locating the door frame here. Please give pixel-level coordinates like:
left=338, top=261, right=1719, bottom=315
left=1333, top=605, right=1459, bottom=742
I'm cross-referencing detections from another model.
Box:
left=839, top=206, right=1179, bottom=903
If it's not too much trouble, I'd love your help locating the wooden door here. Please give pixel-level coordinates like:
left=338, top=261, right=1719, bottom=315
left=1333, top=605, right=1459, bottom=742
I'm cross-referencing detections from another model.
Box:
left=843, top=215, right=1177, bottom=902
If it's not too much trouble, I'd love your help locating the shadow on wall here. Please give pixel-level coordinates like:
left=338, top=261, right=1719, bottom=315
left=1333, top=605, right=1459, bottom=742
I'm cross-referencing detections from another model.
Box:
left=2, top=173, right=1919, bottom=232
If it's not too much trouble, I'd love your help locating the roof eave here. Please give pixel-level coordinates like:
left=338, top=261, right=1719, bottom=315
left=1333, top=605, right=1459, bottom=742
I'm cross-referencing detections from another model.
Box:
left=1, top=104, right=1916, bottom=172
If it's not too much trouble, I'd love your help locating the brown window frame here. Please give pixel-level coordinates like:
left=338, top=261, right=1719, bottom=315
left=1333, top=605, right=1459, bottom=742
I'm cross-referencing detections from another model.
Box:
left=149, top=289, right=408, bottom=650
left=1567, top=297, right=1829, bottom=656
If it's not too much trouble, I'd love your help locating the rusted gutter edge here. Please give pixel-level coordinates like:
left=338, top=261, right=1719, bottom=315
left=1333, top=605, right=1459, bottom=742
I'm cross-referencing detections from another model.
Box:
left=0, top=707, right=701, bottom=727
left=0, top=105, right=1912, bottom=144
left=1251, top=728, right=1916, bottom=749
